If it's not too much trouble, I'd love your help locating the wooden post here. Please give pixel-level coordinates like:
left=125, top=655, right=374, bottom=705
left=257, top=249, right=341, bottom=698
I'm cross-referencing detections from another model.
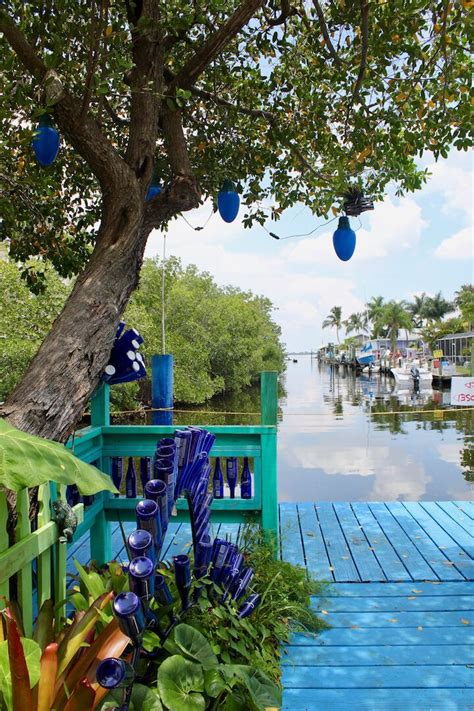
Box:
left=91, top=382, right=110, bottom=427
left=260, top=372, right=279, bottom=556
left=260, top=371, right=278, bottom=426
left=90, top=506, right=112, bottom=566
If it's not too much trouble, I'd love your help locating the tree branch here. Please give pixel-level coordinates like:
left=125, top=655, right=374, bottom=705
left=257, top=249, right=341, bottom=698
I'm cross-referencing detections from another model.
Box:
left=124, top=1, right=164, bottom=181
left=312, top=0, right=343, bottom=68
left=170, top=0, right=264, bottom=91
left=188, top=84, right=275, bottom=121
left=264, top=0, right=297, bottom=27
left=352, top=0, right=370, bottom=104
left=0, top=9, right=130, bottom=192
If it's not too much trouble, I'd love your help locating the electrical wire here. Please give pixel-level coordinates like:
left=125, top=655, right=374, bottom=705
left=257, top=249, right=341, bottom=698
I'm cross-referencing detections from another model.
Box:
left=181, top=207, right=215, bottom=231
left=262, top=214, right=339, bottom=240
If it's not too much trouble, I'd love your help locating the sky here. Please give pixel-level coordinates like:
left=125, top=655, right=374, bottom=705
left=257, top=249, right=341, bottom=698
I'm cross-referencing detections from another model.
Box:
left=145, top=150, right=474, bottom=352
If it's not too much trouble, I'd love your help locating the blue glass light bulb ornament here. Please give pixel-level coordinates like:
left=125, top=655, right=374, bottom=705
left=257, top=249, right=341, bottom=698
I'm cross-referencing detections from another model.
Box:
left=32, top=115, right=60, bottom=167
left=332, top=216, right=356, bottom=261
left=146, top=180, right=162, bottom=202
left=217, top=180, right=240, bottom=223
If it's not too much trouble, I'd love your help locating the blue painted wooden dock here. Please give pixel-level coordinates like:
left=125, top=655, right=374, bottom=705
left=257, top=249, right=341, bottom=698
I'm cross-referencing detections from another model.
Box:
left=68, top=500, right=474, bottom=710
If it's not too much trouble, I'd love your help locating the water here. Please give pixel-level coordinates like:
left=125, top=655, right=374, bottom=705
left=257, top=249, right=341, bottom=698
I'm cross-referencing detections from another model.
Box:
left=127, top=356, right=473, bottom=502
left=277, top=356, right=473, bottom=502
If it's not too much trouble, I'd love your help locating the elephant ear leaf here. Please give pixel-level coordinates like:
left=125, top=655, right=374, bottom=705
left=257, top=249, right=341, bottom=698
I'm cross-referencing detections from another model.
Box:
left=157, top=655, right=205, bottom=711
left=173, top=624, right=218, bottom=670
left=0, top=419, right=117, bottom=494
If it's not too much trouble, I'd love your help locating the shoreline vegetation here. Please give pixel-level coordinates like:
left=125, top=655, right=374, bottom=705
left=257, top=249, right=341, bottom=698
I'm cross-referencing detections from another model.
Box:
left=0, top=257, right=286, bottom=411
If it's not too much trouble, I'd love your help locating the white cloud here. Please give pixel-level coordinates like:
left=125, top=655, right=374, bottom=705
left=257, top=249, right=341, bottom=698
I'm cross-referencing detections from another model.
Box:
left=422, top=151, right=474, bottom=220
left=434, top=226, right=474, bottom=260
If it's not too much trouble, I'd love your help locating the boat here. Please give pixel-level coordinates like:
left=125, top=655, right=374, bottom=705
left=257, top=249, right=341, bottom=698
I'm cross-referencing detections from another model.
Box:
left=356, top=341, right=376, bottom=367
left=390, top=363, right=432, bottom=387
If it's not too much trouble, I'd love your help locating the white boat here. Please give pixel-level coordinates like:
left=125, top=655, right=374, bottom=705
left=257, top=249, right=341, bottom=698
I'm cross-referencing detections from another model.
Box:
left=356, top=341, right=376, bottom=367
left=390, top=364, right=432, bottom=386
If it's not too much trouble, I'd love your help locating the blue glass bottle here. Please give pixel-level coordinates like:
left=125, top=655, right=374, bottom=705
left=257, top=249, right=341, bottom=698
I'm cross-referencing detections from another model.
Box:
left=231, top=567, right=254, bottom=601
left=173, top=555, right=191, bottom=611
left=128, top=529, right=154, bottom=563
left=128, top=556, right=155, bottom=602
left=135, top=499, right=163, bottom=556
left=139, top=457, right=151, bottom=495
left=238, top=592, right=261, bottom=619
left=125, top=457, right=137, bottom=498
left=212, top=458, right=224, bottom=498
left=144, top=479, right=168, bottom=532
left=96, top=657, right=135, bottom=689
left=154, top=573, right=174, bottom=607
left=240, top=457, right=252, bottom=499
left=225, top=457, right=238, bottom=499
left=111, top=457, right=123, bottom=495
left=112, top=592, right=146, bottom=642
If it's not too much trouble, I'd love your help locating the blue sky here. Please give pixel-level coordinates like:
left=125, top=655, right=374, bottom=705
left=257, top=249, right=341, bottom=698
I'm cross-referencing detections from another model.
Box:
left=146, top=150, right=473, bottom=351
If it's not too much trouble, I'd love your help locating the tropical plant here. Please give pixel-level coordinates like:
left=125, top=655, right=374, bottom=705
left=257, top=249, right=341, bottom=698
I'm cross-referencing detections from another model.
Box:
left=422, top=316, right=465, bottom=350
left=1, top=1, right=472, bottom=443
left=0, top=593, right=128, bottom=711
left=343, top=312, right=368, bottom=336
left=366, top=296, right=385, bottom=337
left=423, top=291, right=454, bottom=322
left=407, top=293, right=428, bottom=328
left=454, top=284, right=474, bottom=331
left=374, top=301, right=413, bottom=361
left=322, top=306, right=343, bottom=344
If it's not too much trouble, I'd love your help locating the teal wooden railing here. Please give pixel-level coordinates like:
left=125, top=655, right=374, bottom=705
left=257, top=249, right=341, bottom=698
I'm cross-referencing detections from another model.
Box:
left=0, top=371, right=278, bottom=633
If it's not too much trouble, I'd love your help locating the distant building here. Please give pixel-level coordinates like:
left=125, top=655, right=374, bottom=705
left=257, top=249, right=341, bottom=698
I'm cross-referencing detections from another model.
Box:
left=351, top=332, right=425, bottom=352
left=435, top=332, right=473, bottom=364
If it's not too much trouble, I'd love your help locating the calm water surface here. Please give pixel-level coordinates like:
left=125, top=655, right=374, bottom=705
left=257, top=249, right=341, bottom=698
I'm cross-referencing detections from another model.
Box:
left=277, top=356, right=473, bottom=502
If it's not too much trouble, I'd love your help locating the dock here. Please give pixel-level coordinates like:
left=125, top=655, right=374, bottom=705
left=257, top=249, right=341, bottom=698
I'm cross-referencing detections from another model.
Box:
left=68, top=499, right=474, bottom=710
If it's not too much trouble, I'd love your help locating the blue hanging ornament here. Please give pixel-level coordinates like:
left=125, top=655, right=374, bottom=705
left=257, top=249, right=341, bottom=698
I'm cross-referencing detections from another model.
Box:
left=217, top=180, right=240, bottom=223
left=332, top=216, right=356, bottom=261
left=146, top=179, right=162, bottom=202
left=32, top=115, right=60, bottom=167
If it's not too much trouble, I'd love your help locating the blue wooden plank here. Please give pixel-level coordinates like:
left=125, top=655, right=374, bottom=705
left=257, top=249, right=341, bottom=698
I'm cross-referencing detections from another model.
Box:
left=281, top=644, right=474, bottom=666
left=368, top=503, right=438, bottom=581
left=454, top=501, right=474, bottom=520
left=160, top=521, right=183, bottom=559
left=402, top=502, right=474, bottom=580
left=315, top=594, right=474, bottom=612
left=385, top=502, right=464, bottom=581
left=216, top=523, right=240, bottom=544
left=320, top=581, right=474, bottom=596
left=315, top=503, right=360, bottom=582
left=332, top=503, right=386, bottom=582
left=307, top=609, right=473, bottom=628
left=280, top=503, right=306, bottom=568
left=110, top=521, right=134, bottom=562
left=351, top=503, right=411, bottom=581
left=420, top=502, right=474, bottom=557
left=164, top=522, right=193, bottom=561
left=289, top=626, right=474, bottom=647
left=297, top=503, right=333, bottom=581
left=437, top=502, right=474, bottom=534
left=281, top=664, right=474, bottom=688
left=282, top=688, right=474, bottom=710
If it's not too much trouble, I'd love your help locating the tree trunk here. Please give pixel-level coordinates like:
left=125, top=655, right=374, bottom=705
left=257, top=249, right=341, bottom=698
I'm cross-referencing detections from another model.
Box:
left=2, top=188, right=149, bottom=442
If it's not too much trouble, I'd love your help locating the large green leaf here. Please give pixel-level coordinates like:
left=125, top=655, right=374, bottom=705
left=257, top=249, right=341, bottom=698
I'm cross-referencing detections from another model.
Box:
left=157, top=655, right=205, bottom=711
left=99, top=684, right=163, bottom=710
left=226, top=666, right=281, bottom=710
left=0, top=637, right=41, bottom=711
left=0, top=418, right=117, bottom=494
left=173, top=623, right=218, bottom=671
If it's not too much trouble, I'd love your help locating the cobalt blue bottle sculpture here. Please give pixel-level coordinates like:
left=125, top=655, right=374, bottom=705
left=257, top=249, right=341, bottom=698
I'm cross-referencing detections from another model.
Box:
left=332, top=216, right=356, bottom=261
left=213, top=457, right=224, bottom=498
left=32, top=115, right=60, bottom=166
left=125, top=457, right=137, bottom=498
left=226, top=457, right=238, bottom=499
left=240, top=457, right=252, bottom=499
left=217, top=180, right=240, bottom=223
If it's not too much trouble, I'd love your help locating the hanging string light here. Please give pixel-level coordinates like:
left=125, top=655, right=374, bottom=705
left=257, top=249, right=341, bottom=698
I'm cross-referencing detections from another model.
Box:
left=332, top=188, right=374, bottom=261
left=217, top=180, right=240, bottom=223
left=32, top=114, right=60, bottom=167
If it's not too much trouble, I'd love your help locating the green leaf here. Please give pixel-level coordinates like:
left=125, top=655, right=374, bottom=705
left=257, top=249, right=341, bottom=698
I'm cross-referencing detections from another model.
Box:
left=174, top=623, right=218, bottom=670
left=157, top=655, right=205, bottom=711
left=204, top=668, right=226, bottom=698
left=0, top=637, right=41, bottom=711
left=99, top=684, right=163, bottom=710
left=229, top=666, right=281, bottom=710
left=74, top=560, right=106, bottom=600
left=0, top=419, right=118, bottom=494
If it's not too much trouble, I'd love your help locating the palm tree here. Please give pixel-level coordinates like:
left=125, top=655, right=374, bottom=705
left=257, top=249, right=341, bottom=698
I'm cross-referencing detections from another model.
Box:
left=407, top=293, right=428, bottom=328
left=454, top=284, right=474, bottom=331
left=322, top=306, right=343, bottom=344
left=423, top=291, right=453, bottom=321
left=375, top=300, right=413, bottom=362
left=344, top=312, right=368, bottom=335
left=366, top=296, right=385, bottom=337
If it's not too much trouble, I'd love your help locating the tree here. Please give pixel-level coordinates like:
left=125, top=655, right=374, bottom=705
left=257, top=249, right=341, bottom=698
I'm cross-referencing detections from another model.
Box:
left=407, top=292, right=428, bottom=328
left=374, top=301, right=413, bottom=360
left=423, top=291, right=454, bottom=322
left=454, top=284, right=474, bottom=331
left=343, top=312, right=367, bottom=336
left=322, top=306, right=343, bottom=344
left=1, top=1, right=471, bottom=441
left=366, top=296, right=385, bottom=337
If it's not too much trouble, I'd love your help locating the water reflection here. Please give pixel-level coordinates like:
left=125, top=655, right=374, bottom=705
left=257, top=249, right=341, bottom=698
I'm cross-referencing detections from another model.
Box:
left=278, top=356, right=473, bottom=502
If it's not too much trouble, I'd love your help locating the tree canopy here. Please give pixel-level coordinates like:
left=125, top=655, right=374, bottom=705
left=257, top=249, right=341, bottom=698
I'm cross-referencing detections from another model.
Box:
left=0, top=1, right=472, bottom=440
left=1, top=1, right=472, bottom=284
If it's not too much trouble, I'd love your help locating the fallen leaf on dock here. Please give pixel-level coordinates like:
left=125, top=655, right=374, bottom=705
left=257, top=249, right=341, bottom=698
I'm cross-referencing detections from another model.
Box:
left=351, top=626, right=359, bottom=630
left=407, top=596, right=416, bottom=600
left=328, top=566, right=334, bottom=571
left=417, top=626, right=423, bottom=631
left=389, top=618, right=398, bottom=623
left=321, top=610, right=329, bottom=615
left=461, top=618, right=470, bottom=625
left=306, top=532, right=315, bottom=537
left=412, top=589, right=423, bottom=594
